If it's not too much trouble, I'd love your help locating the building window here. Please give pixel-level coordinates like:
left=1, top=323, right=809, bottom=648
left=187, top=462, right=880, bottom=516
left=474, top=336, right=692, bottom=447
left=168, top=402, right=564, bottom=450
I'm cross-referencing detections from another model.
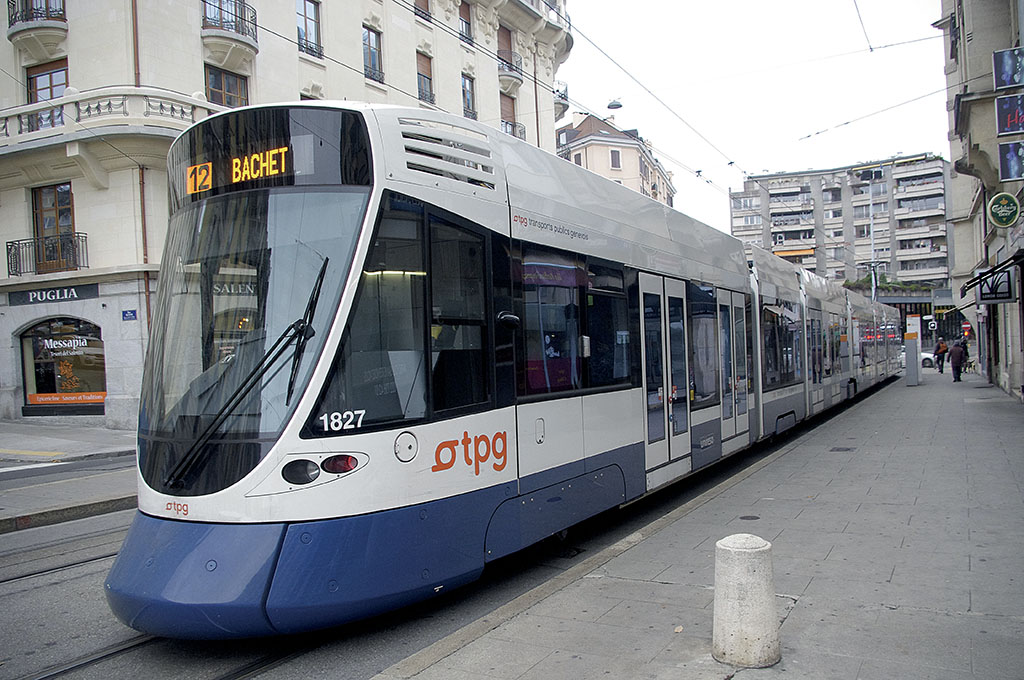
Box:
left=414, top=0, right=431, bottom=21
left=27, top=58, right=67, bottom=131
left=574, top=153, right=582, bottom=166
left=459, top=1, right=472, bottom=43
left=417, top=52, right=434, bottom=104
left=462, top=74, right=475, bottom=118
left=296, top=0, right=322, bottom=58
left=32, top=182, right=77, bottom=273
left=21, top=318, right=106, bottom=413
left=610, top=149, right=621, bottom=169
left=363, top=26, right=384, bottom=83
left=205, top=64, right=248, bottom=107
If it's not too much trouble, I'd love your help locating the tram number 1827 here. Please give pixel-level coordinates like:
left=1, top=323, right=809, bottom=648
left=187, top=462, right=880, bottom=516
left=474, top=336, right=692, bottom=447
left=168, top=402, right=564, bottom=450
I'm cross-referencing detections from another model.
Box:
left=317, top=410, right=366, bottom=431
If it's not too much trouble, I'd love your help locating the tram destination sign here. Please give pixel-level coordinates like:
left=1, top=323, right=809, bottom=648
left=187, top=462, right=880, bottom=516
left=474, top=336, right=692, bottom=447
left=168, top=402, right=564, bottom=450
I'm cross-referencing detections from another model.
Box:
left=8, top=283, right=99, bottom=307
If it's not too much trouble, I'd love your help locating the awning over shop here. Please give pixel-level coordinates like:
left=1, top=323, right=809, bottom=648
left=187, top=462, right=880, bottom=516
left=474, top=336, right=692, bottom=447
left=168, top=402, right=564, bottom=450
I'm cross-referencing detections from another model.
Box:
left=775, top=248, right=814, bottom=257
left=959, top=248, right=1024, bottom=297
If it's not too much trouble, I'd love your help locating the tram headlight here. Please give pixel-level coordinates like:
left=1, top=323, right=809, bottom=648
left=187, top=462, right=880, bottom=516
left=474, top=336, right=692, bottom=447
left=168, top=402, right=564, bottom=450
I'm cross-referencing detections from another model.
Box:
left=282, top=459, right=321, bottom=485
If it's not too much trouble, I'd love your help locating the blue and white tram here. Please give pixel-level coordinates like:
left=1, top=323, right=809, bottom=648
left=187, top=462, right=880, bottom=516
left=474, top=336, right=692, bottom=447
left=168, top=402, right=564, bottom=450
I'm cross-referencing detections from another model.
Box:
left=105, top=103, right=898, bottom=639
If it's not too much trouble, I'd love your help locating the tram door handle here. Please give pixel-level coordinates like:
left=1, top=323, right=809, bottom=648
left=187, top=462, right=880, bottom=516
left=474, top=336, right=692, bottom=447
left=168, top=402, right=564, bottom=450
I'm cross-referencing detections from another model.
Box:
left=535, top=418, right=545, bottom=444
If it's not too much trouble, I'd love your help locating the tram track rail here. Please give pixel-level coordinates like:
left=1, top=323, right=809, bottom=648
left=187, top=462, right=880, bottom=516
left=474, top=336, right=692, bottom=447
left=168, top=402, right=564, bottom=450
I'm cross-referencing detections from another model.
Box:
left=15, top=635, right=158, bottom=680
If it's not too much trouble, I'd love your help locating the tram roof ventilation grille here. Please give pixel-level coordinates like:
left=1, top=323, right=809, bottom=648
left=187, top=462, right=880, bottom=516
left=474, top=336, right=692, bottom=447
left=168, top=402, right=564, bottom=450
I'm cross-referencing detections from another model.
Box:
left=398, top=117, right=496, bottom=191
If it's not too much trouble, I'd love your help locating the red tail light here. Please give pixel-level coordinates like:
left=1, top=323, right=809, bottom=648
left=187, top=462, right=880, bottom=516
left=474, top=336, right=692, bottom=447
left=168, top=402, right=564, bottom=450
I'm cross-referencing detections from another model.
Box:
left=321, top=455, right=358, bottom=474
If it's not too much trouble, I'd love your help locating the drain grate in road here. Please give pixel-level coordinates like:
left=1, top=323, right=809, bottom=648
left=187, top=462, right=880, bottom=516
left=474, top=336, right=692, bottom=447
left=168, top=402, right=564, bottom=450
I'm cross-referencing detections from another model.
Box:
left=830, top=446, right=856, bottom=452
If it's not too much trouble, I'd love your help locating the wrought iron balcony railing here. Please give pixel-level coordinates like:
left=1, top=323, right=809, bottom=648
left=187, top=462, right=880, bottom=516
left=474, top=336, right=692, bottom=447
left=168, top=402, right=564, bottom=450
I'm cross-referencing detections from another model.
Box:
left=7, top=232, right=88, bottom=276
left=201, top=0, right=257, bottom=42
left=8, top=0, right=65, bottom=27
left=298, top=37, right=323, bottom=58
left=497, top=50, right=523, bottom=76
left=463, top=108, right=477, bottom=120
left=417, top=76, right=435, bottom=104
left=501, top=120, right=526, bottom=140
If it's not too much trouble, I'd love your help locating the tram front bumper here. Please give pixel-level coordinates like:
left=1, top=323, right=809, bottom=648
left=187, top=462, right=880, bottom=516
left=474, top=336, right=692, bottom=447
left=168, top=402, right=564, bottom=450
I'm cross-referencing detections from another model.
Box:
left=104, top=511, right=285, bottom=639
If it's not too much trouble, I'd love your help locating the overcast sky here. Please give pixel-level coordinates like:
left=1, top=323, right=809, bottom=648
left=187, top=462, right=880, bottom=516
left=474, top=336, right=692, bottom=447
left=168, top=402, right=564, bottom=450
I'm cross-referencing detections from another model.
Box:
left=554, top=0, right=950, bottom=231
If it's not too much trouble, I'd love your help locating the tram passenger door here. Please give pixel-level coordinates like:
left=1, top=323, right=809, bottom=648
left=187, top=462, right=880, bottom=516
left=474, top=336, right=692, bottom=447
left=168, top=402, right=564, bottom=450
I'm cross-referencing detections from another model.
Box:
left=732, top=292, right=750, bottom=437
left=719, top=290, right=735, bottom=440
left=639, top=274, right=690, bottom=475
left=719, top=291, right=750, bottom=447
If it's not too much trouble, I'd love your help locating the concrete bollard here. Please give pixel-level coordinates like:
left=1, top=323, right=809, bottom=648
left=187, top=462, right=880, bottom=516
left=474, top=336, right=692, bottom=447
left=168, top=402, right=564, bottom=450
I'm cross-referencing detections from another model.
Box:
left=712, top=533, right=780, bottom=668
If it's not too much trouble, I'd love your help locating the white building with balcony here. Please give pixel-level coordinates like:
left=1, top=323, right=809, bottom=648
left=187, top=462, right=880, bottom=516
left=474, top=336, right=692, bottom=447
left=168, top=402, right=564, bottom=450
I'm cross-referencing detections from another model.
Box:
left=729, top=154, right=952, bottom=287
left=0, top=0, right=572, bottom=427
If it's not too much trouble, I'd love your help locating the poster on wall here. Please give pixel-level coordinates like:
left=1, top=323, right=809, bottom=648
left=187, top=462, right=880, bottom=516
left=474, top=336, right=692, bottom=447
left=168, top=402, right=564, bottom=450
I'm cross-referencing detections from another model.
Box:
left=996, top=95, right=1024, bottom=135
left=998, top=142, right=1024, bottom=181
left=994, top=47, right=1024, bottom=90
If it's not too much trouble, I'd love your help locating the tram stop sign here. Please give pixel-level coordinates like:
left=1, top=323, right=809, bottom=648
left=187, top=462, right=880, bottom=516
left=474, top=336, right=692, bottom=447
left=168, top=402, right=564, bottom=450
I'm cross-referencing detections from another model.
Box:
left=928, top=320, right=938, bottom=331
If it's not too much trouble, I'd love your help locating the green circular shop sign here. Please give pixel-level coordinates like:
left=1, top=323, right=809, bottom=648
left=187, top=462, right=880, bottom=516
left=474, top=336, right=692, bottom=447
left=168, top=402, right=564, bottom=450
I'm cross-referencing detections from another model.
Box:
left=988, top=192, right=1020, bottom=229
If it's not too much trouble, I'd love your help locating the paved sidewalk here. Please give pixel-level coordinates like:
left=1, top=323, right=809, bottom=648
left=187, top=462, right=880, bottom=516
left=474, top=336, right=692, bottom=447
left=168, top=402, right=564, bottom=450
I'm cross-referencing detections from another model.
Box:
left=0, top=420, right=135, bottom=463
left=373, top=371, right=1024, bottom=680
left=0, top=420, right=137, bottom=533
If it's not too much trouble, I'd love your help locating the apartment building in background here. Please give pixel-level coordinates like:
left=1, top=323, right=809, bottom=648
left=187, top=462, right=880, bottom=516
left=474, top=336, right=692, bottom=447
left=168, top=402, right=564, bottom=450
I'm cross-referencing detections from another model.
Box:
left=555, top=113, right=676, bottom=207
left=729, top=154, right=952, bottom=288
left=934, top=0, right=1024, bottom=399
left=0, top=0, right=572, bottom=427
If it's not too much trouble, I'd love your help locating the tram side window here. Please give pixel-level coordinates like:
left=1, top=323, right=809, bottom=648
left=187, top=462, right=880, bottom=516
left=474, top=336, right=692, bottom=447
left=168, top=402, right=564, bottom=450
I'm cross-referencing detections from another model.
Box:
left=761, top=298, right=803, bottom=390
left=430, top=215, right=488, bottom=411
left=521, top=245, right=583, bottom=395
left=687, top=282, right=719, bottom=409
left=586, top=263, right=630, bottom=388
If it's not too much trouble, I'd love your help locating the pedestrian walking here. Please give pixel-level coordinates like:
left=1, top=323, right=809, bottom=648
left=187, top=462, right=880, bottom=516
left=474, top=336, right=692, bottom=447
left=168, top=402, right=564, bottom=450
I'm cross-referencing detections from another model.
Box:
left=933, top=337, right=948, bottom=373
left=948, top=340, right=966, bottom=382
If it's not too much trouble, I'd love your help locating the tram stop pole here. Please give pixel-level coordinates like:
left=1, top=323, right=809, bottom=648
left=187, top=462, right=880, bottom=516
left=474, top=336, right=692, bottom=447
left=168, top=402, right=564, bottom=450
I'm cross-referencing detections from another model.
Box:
left=712, top=533, right=781, bottom=668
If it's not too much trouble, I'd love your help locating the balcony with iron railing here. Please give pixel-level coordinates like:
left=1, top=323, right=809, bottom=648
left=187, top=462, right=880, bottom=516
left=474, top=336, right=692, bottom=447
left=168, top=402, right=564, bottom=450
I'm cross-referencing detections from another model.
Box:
left=497, top=50, right=523, bottom=94
left=501, top=119, right=526, bottom=140
left=7, top=232, right=87, bottom=276
left=7, top=0, right=67, bottom=62
left=8, top=0, right=64, bottom=26
left=553, top=80, right=569, bottom=120
left=201, top=0, right=258, bottom=73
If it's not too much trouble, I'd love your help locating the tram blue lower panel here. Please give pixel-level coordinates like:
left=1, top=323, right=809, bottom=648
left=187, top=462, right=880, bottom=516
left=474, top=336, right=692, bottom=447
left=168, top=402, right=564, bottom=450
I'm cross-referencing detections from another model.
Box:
left=105, top=446, right=646, bottom=639
left=105, top=512, right=285, bottom=639
left=484, top=463, right=627, bottom=562
left=265, top=482, right=513, bottom=634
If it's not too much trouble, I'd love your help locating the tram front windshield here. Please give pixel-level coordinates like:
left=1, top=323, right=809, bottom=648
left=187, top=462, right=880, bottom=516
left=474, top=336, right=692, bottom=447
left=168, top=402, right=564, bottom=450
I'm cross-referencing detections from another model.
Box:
left=139, top=107, right=372, bottom=496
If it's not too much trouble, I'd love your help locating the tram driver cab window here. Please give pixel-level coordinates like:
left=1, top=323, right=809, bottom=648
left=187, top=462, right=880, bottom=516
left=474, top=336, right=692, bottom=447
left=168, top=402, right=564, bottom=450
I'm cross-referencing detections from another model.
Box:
left=304, top=192, right=490, bottom=437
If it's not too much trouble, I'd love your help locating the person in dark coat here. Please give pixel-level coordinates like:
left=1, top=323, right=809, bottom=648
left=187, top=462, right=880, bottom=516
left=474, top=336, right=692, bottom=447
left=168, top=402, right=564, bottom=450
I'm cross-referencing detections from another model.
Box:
left=948, top=340, right=966, bottom=382
left=933, top=337, right=948, bottom=373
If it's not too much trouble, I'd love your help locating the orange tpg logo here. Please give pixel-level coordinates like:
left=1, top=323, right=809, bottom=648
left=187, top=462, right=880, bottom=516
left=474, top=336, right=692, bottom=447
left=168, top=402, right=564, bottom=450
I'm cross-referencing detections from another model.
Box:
left=432, top=431, right=508, bottom=475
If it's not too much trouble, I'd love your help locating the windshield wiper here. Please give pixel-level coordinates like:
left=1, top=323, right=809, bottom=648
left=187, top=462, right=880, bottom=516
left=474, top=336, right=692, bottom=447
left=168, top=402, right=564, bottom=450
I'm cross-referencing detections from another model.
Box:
left=286, top=256, right=329, bottom=405
left=163, top=260, right=330, bottom=490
